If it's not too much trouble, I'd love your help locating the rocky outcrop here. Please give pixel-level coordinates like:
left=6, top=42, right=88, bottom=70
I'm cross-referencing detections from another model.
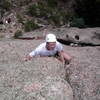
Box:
left=0, top=34, right=100, bottom=100
left=53, top=28, right=100, bottom=46
left=0, top=40, right=73, bottom=100
left=63, top=45, right=100, bottom=100
left=15, top=28, right=100, bottom=46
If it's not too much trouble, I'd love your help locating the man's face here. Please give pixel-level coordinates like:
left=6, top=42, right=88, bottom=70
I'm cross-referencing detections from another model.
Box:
left=46, top=42, right=56, bottom=50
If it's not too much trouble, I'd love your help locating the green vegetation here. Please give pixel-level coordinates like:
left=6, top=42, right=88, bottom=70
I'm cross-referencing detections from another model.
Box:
left=28, top=4, right=38, bottom=17
left=27, top=0, right=74, bottom=27
left=24, top=20, right=40, bottom=32
left=17, top=14, right=24, bottom=24
left=70, top=18, right=86, bottom=28
left=46, top=0, right=58, bottom=8
left=14, top=30, right=23, bottom=38
left=27, top=0, right=100, bottom=28
left=0, top=0, right=12, bottom=10
left=19, top=0, right=32, bottom=6
left=0, top=35, right=4, bottom=40
left=1, top=0, right=100, bottom=29
left=74, top=0, right=100, bottom=27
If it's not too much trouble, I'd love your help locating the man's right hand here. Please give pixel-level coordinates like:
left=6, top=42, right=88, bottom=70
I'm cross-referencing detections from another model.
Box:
left=24, top=55, right=32, bottom=61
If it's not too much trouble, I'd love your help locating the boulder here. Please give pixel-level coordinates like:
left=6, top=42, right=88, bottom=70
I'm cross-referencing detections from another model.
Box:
left=0, top=40, right=73, bottom=100
left=53, top=28, right=100, bottom=46
left=64, top=45, right=100, bottom=100
left=0, top=38, right=100, bottom=100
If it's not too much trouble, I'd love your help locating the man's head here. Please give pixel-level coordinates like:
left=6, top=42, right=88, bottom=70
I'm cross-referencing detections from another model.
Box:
left=45, top=33, right=57, bottom=50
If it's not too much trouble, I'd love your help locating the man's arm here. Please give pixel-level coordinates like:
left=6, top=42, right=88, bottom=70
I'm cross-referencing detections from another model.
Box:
left=24, top=55, right=33, bottom=61
left=57, top=50, right=72, bottom=64
left=24, top=44, right=43, bottom=61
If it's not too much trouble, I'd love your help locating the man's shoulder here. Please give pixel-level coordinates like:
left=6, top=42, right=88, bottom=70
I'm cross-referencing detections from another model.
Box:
left=37, top=42, right=46, bottom=48
left=56, top=41, right=62, bottom=46
left=39, top=42, right=46, bottom=46
left=35, top=42, right=46, bottom=51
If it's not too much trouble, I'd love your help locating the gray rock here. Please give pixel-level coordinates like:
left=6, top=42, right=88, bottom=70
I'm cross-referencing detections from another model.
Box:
left=0, top=38, right=100, bottom=100
left=64, top=45, right=100, bottom=100
left=52, top=28, right=100, bottom=46
left=0, top=40, right=73, bottom=100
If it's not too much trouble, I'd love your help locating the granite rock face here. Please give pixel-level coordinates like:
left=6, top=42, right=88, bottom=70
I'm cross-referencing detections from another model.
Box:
left=0, top=40, right=73, bottom=100
left=64, top=45, right=100, bottom=100
left=0, top=39, right=100, bottom=100
left=52, top=28, right=100, bottom=46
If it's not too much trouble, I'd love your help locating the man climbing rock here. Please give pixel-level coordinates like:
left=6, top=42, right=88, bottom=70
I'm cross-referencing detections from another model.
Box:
left=25, top=33, right=71, bottom=64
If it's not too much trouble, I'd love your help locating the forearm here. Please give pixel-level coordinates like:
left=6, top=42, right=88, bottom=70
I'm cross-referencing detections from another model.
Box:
left=57, top=51, right=65, bottom=63
left=57, top=50, right=72, bottom=64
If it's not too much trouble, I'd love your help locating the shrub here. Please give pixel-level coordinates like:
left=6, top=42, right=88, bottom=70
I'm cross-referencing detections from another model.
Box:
left=0, top=0, right=12, bottom=10
left=48, top=14, right=62, bottom=27
left=74, top=0, right=100, bottom=27
left=70, top=18, right=86, bottom=28
left=59, top=11, right=74, bottom=25
left=46, top=0, right=58, bottom=8
left=28, top=4, right=38, bottom=17
left=27, top=0, right=75, bottom=27
left=37, top=1, right=49, bottom=18
left=24, top=20, right=40, bottom=32
left=0, top=35, right=4, bottom=39
left=19, top=0, right=32, bottom=6
left=28, top=2, right=48, bottom=18
left=17, top=14, right=24, bottom=24
left=14, top=30, right=23, bottom=38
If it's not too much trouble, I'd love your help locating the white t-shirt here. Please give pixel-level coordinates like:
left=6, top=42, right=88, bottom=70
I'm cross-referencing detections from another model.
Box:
left=29, top=41, right=63, bottom=57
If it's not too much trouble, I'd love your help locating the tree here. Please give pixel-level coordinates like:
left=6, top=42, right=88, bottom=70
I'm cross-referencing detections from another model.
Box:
left=74, top=0, right=100, bottom=27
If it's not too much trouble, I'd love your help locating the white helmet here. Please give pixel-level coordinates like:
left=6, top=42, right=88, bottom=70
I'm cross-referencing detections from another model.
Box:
left=46, top=33, right=56, bottom=42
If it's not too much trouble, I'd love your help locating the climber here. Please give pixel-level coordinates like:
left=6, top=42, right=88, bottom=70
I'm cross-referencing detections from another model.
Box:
left=25, top=33, right=71, bottom=64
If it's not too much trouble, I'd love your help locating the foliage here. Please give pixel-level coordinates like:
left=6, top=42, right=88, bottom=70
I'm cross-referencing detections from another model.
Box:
left=46, top=0, right=58, bottom=8
left=17, top=14, right=24, bottom=24
left=0, top=0, right=12, bottom=10
left=28, top=4, right=38, bottom=17
left=74, top=0, right=100, bottom=27
left=19, top=0, right=32, bottom=6
left=24, top=20, right=40, bottom=32
left=70, top=17, right=86, bottom=28
left=27, top=0, right=74, bottom=27
left=48, top=15, right=61, bottom=27
left=14, top=30, right=23, bottom=38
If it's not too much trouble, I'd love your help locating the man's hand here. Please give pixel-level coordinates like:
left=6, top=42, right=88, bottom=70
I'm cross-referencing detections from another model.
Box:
left=24, top=55, right=33, bottom=61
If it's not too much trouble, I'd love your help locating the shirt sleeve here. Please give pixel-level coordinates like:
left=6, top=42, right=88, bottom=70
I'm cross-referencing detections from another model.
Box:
left=57, top=42, right=63, bottom=52
left=29, top=50, right=37, bottom=57
left=29, top=44, right=42, bottom=57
